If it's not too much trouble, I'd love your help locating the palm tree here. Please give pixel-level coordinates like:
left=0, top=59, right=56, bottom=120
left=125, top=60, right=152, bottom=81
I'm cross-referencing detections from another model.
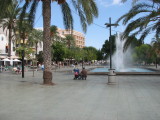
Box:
left=151, top=37, right=160, bottom=68
left=50, top=25, right=58, bottom=37
left=50, top=25, right=60, bottom=42
left=65, top=34, right=75, bottom=49
left=151, top=37, right=160, bottom=58
left=0, top=0, right=18, bottom=17
left=116, top=1, right=160, bottom=50
left=27, top=29, right=43, bottom=56
left=0, top=1, right=21, bottom=57
left=20, top=0, right=98, bottom=85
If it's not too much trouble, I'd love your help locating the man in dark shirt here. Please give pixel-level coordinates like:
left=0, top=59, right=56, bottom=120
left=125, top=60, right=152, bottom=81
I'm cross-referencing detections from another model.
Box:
left=81, top=67, right=87, bottom=80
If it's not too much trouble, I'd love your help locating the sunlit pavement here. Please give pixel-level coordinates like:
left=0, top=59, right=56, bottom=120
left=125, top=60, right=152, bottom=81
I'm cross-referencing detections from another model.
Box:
left=0, top=70, right=160, bottom=120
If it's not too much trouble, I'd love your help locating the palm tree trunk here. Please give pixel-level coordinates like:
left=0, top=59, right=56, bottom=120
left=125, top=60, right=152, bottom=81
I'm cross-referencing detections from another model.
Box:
left=8, top=28, right=12, bottom=57
left=42, top=0, right=54, bottom=85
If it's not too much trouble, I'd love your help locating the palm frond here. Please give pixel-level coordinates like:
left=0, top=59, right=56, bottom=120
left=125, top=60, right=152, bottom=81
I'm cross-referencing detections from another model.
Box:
left=139, top=26, right=152, bottom=41
left=89, top=0, right=98, bottom=17
left=19, top=1, right=30, bottom=27
left=123, top=35, right=136, bottom=51
left=60, top=2, right=73, bottom=30
left=71, top=0, right=87, bottom=32
left=28, top=0, right=39, bottom=28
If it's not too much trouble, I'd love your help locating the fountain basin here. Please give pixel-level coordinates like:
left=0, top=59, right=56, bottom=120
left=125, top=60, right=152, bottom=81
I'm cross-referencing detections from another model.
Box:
left=88, top=67, right=160, bottom=75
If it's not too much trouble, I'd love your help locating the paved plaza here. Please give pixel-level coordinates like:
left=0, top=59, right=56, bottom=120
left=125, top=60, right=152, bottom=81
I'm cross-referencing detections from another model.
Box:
left=0, top=69, right=160, bottom=120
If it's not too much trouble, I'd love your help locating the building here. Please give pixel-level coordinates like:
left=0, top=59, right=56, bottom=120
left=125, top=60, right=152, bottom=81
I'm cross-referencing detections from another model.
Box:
left=0, top=28, right=16, bottom=59
left=0, top=27, right=85, bottom=61
left=35, top=27, right=85, bottom=54
left=57, top=28, right=85, bottom=48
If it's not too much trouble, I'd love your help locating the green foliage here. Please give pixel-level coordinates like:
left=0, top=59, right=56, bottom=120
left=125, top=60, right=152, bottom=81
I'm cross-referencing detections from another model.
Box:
left=151, top=37, right=160, bottom=57
left=51, top=42, right=66, bottom=61
left=16, top=46, right=34, bottom=60
left=0, top=1, right=22, bottom=56
left=51, top=43, right=100, bottom=62
left=27, top=29, right=43, bottom=55
left=133, top=44, right=154, bottom=64
left=21, top=0, right=98, bottom=33
left=37, top=51, right=43, bottom=63
left=83, top=46, right=98, bottom=61
left=64, top=34, right=75, bottom=48
left=124, top=36, right=143, bottom=50
left=27, top=29, right=43, bottom=46
left=101, top=35, right=116, bottom=59
left=70, top=47, right=83, bottom=61
left=117, top=0, right=160, bottom=50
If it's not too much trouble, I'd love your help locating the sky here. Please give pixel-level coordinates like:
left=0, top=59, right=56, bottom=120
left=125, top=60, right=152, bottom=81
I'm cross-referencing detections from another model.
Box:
left=33, top=0, right=153, bottom=50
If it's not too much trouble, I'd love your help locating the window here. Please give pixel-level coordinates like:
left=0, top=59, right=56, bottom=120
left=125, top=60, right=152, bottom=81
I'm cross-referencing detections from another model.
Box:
left=1, top=36, right=3, bottom=41
left=5, top=46, right=8, bottom=53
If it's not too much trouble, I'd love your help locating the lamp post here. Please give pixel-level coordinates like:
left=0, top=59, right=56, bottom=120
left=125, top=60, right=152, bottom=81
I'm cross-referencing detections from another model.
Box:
left=105, top=17, right=118, bottom=69
left=105, top=17, right=118, bottom=84
left=22, top=40, right=25, bottom=78
left=21, top=31, right=26, bottom=78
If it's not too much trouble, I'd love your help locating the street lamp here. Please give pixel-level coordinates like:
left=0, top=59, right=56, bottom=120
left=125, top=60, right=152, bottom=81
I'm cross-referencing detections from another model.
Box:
left=21, top=39, right=25, bottom=78
left=105, top=17, right=118, bottom=69
left=105, top=17, right=118, bottom=84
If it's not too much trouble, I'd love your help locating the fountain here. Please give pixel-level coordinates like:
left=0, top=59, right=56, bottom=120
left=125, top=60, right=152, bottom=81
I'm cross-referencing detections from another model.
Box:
left=112, top=33, right=133, bottom=71
left=90, top=34, right=159, bottom=74
left=90, top=33, right=157, bottom=73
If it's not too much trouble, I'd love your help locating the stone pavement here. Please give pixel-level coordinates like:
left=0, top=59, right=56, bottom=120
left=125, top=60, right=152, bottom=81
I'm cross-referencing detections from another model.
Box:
left=0, top=70, right=160, bottom=120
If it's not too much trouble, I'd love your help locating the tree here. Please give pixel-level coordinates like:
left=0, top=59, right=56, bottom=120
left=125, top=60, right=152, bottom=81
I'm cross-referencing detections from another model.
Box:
left=101, top=35, right=116, bottom=59
left=0, top=1, right=21, bottom=57
left=83, top=46, right=98, bottom=61
left=151, top=37, right=160, bottom=57
left=151, top=37, right=160, bottom=67
left=27, top=29, right=43, bottom=56
left=65, top=34, right=75, bottom=49
left=73, top=47, right=84, bottom=61
left=116, top=1, right=160, bottom=50
left=0, top=0, right=18, bottom=18
left=37, top=51, right=43, bottom=64
left=50, top=25, right=61, bottom=43
left=21, top=0, right=98, bottom=85
left=51, top=41, right=66, bottom=62
left=133, top=44, right=153, bottom=65
left=16, top=46, right=34, bottom=60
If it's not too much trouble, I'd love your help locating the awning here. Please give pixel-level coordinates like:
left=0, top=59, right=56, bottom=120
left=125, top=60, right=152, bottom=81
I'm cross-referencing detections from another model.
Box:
left=0, top=58, right=10, bottom=61
left=12, top=59, right=21, bottom=62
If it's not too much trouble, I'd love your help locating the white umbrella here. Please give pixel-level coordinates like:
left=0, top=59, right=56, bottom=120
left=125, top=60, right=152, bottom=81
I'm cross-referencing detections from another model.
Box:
left=13, top=59, right=21, bottom=62
left=2, top=58, right=10, bottom=61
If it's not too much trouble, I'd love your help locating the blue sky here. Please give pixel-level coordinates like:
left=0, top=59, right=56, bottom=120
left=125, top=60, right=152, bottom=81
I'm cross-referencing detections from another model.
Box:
left=33, top=0, right=153, bottom=49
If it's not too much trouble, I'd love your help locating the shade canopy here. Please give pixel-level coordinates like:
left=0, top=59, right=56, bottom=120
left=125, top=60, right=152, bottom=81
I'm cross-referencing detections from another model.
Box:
left=1, top=58, right=10, bottom=61
left=12, top=59, right=21, bottom=62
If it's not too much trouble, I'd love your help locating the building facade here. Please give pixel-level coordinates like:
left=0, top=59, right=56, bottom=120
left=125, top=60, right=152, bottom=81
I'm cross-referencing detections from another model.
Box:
left=0, top=28, right=16, bottom=58
left=35, top=27, right=85, bottom=54
left=57, top=28, right=85, bottom=48
left=0, top=27, right=85, bottom=60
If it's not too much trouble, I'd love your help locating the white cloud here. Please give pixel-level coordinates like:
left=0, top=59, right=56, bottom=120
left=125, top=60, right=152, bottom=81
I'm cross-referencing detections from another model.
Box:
left=97, top=0, right=122, bottom=8
left=113, top=0, right=121, bottom=5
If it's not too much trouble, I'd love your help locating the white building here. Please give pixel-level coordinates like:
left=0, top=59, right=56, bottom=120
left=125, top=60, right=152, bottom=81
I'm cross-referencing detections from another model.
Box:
left=0, top=27, right=16, bottom=58
left=35, top=27, right=86, bottom=54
